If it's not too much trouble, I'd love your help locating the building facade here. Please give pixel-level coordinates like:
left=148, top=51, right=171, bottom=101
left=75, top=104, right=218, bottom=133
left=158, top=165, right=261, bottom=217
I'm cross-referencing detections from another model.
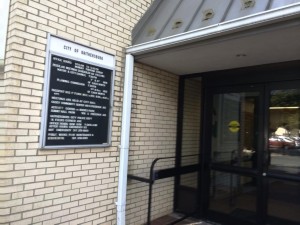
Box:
left=0, top=1, right=176, bottom=224
left=1, top=0, right=300, bottom=225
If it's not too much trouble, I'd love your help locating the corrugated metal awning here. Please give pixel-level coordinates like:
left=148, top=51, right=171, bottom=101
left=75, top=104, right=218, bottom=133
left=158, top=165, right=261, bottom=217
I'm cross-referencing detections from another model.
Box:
left=133, top=0, right=300, bottom=45
left=129, top=1, right=300, bottom=75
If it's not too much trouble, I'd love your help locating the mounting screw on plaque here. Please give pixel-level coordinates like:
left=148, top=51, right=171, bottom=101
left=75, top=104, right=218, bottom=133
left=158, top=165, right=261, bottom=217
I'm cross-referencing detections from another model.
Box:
left=242, top=0, right=255, bottom=9
left=202, top=9, right=214, bottom=21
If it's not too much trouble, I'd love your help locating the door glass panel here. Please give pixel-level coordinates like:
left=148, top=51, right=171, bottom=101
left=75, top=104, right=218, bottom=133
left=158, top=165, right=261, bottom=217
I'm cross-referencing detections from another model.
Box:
left=177, top=78, right=201, bottom=213
left=209, top=171, right=257, bottom=223
left=268, top=89, right=300, bottom=174
left=181, top=78, right=201, bottom=164
left=212, top=92, right=259, bottom=168
left=268, top=179, right=300, bottom=225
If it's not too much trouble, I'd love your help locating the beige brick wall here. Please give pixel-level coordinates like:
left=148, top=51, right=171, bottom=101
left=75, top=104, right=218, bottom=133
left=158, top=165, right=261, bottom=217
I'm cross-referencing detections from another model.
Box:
left=0, top=0, right=181, bottom=225
left=126, top=65, right=179, bottom=225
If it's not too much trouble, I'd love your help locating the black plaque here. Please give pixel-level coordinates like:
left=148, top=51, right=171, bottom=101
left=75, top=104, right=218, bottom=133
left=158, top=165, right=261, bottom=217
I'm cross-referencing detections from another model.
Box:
left=44, top=54, right=112, bottom=147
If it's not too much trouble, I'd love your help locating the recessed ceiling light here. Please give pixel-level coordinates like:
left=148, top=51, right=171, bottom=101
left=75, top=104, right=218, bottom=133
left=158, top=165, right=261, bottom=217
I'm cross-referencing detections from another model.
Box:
left=236, top=54, right=247, bottom=57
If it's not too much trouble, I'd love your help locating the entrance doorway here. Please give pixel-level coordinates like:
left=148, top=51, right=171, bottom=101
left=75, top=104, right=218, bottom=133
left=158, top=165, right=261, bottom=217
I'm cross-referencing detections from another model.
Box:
left=203, top=82, right=300, bottom=225
left=175, top=63, right=300, bottom=225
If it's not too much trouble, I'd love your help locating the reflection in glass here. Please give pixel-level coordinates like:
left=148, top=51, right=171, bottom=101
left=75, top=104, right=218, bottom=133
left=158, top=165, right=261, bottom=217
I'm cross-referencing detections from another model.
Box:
left=177, top=78, right=201, bottom=213
left=212, top=92, right=259, bottom=168
left=268, top=89, right=300, bottom=174
left=268, top=179, right=300, bottom=225
left=209, top=171, right=257, bottom=223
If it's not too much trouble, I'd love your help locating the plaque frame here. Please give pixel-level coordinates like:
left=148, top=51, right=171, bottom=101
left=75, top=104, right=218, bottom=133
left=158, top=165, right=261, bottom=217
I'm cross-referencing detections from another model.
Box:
left=40, top=34, right=115, bottom=149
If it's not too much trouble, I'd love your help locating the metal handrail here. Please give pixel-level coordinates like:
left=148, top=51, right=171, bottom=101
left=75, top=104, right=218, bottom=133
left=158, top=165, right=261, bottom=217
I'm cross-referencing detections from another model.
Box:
left=128, top=154, right=200, bottom=225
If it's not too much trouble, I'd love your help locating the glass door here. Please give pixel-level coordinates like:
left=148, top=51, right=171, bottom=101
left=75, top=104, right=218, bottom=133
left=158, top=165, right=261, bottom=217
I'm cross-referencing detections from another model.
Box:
left=203, top=81, right=300, bottom=225
left=205, top=85, right=263, bottom=225
left=266, top=83, right=300, bottom=225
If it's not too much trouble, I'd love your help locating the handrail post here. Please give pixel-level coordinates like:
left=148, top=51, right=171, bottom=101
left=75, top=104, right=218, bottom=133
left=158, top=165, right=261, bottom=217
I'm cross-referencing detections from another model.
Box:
left=147, top=181, right=154, bottom=225
left=147, top=158, right=160, bottom=225
left=128, top=155, right=200, bottom=225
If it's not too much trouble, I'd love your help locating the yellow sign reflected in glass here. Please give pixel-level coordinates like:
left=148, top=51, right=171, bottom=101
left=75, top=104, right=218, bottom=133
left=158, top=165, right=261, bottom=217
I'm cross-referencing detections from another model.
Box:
left=228, top=120, right=240, bottom=133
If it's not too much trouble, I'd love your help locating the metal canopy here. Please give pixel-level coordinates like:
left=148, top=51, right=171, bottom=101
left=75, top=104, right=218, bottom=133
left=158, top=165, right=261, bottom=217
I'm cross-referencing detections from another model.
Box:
left=129, top=1, right=300, bottom=75
left=133, top=0, right=300, bottom=45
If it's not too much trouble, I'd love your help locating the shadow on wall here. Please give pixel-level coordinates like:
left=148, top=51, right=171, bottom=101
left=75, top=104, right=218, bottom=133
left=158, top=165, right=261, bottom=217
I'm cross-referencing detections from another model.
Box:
left=0, top=59, right=4, bottom=77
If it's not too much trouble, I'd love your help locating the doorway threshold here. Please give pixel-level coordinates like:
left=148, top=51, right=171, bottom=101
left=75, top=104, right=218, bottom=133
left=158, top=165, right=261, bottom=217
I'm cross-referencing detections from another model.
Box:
left=150, top=213, right=220, bottom=225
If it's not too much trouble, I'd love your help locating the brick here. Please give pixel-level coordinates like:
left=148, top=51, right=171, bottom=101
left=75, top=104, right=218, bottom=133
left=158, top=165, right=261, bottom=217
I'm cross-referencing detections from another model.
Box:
left=72, top=182, right=87, bottom=189
left=10, top=7, right=27, bottom=18
left=23, top=208, right=43, bottom=218
left=36, top=174, right=54, bottom=182
left=70, top=192, right=86, bottom=201
left=78, top=197, right=93, bottom=206
left=73, top=170, right=88, bottom=177
left=39, top=11, right=58, bottom=22
left=46, top=167, right=64, bottom=174
left=60, top=213, right=77, bottom=222
left=52, top=208, right=69, bottom=218
left=41, top=218, right=61, bottom=225
left=55, top=172, right=72, bottom=179
left=62, top=201, right=78, bottom=210
left=65, top=165, right=81, bottom=172
left=33, top=200, right=53, bottom=209
left=47, top=155, right=65, bottom=161
left=77, top=209, right=92, bottom=218
left=27, top=13, right=48, bottom=25
left=10, top=218, right=33, bottom=225
left=34, top=187, right=53, bottom=195
left=9, top=42, right=35, bottom=54
left=11, top=15, right=38, bottom=27
left=6, top=57, right=34, bottom=68
left=13, top=176, right=34, bottom=184
left=56, top=160, right=73, bottom=167
left=57, top=30, right=75, bottom=41
left=23, top=67, right=44, bottom=77
left=66, top=15, right=84, bottom=26
left=29, top=1, right=49, bottom=12
left=17, top=135, right=39, bottom=142
left=26, top=26, right=47, bottom=38
left=0, top=179, right=13, bottom=187
left=81, top=175, right=96, bottom=182
left=11, top=203, right=33, bottom=213
left=58, top=6, right=75, bottom=17
left=15, top=163, right=36, bottom=170
left=24, top=182, right=44, bottom=191
left=44, top=192, right=63, bottom=200
left=36, top=161, right=55, bottom=168
left=0, top=164, right=14, bottom=171
left=26, top=156, right=46, bottom=163
left=46, top=179, right=64, bottom=187
left=49, top=8, right=67, bottom=20
left=74, top=159, right=89, bottom=165
left=48, top=20, right=66, bottom=31
left=70, top=205, right=85, bottom=214
left=5, top=86, right=31, bottom=95
left=2, top=170, right=25, bottom=179
left=0, top=214, right=22, bottom=224
left=77, top=1, right=92, bottom=12
left=52, top=196, right=70, bottom=205
left=58, top=18, right=75, bottom=29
